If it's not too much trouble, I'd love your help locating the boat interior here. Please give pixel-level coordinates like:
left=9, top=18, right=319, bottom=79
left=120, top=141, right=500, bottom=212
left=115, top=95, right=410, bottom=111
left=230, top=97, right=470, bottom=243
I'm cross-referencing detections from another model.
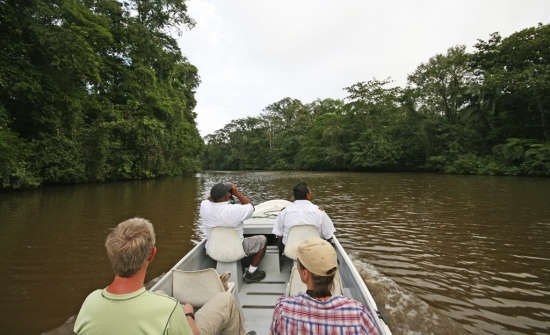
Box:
left=152, top=234, right=380, bottom=334
left=153, top=233, right=305, bottom=333
left=150, top=200, right=390, bottom=335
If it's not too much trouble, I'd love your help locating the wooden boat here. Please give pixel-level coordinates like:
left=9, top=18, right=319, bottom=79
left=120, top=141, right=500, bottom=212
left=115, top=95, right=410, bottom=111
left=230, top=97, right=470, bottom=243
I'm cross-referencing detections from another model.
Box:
left=151, top=200, right=392, bottom=335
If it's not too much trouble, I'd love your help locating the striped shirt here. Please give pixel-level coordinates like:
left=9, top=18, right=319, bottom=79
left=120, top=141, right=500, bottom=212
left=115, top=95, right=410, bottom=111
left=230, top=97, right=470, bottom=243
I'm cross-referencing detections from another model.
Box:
left=270, top=293, right=380, bottom=335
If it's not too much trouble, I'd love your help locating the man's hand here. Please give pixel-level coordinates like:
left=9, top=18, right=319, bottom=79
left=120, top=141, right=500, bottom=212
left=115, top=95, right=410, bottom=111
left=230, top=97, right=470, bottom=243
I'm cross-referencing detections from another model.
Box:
left=183, top=303, right=194, bottom=314
left=229, top=184, right=252, bottom=205
left=183, top=303, right=199, bottom=335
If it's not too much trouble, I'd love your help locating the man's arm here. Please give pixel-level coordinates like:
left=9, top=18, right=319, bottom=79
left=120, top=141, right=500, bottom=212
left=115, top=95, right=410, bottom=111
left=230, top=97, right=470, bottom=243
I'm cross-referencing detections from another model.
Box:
left=230, top=184, right=255, bottom=222
left=230, top=184, right=252, bottom=205
left=272, top=210, right=285, bottom=237
left=320, top=211, right=336, bottom=240
left=166, top=302, right=197, bottom=335
left=270, top=303, right=283, bottom=335
left=183, top=304, right=199, bottom=335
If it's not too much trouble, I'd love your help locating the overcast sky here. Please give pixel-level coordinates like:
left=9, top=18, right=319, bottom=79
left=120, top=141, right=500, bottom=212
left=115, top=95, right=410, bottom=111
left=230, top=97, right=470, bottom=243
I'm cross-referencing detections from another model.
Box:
left=176, top=0, right=550, bottom=137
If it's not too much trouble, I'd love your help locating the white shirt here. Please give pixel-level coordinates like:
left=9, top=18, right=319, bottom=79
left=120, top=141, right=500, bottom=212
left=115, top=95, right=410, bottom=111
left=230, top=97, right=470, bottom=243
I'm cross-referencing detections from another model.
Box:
left=272, top=200, right=336, bottom=244
left=199, top=200, right=254, bottom=242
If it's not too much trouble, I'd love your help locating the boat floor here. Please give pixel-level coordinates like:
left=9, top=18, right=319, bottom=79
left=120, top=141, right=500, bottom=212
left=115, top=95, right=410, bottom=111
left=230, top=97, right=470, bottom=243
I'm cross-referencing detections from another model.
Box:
left=240, top=255, right=293, bottom=334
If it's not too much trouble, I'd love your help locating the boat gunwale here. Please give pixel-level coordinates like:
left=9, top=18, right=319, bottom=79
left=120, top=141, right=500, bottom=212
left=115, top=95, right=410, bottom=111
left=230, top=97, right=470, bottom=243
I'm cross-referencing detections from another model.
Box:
left=333, top=236, right=392, bottom=334
left=150, top=239, right=207, bottom=292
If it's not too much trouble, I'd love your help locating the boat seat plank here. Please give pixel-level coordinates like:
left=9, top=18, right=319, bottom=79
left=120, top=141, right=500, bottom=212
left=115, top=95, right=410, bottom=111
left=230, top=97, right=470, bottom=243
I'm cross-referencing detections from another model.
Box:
left=240, top=294, right=281, bottom=308
left=239, top=283, right=285, bottom=303
left=239, top=280, right=285, bottom=333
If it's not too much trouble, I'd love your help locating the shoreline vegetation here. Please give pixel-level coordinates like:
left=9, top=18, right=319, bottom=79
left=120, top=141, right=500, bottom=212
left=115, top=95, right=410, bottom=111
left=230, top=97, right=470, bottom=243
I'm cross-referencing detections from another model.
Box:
left=1, top=2, right=549, bottom=191
left=1, top=1, right=202, bottom=190
left=203, top=24, right=550, bottom=178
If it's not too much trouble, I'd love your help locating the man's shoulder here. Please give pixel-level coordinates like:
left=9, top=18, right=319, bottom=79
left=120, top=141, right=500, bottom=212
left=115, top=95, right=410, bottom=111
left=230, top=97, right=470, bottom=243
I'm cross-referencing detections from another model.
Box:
left=286, top=200, right=313, bottom=211
left=275, top=294, right=295, bottom=305
left=96, top=288, right=179, bottom=308
left=199, top=199, right=212, bottom=212
left=274, top=293, right=309, bottom=307
left=330, top=295, right=369, bottom=311
left=227, top=202, right=254, bottom=213
left=145, top=290, right=180, bottom=306
left=200, top=199, right=216, bottom=208
left=293, top=200, right=320, bottom=209
left=83, top=288, right=105, bottom=300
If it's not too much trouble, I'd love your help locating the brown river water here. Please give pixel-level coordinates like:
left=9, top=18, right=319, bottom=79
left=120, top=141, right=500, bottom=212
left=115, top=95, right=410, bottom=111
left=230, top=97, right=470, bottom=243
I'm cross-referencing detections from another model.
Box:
left=0, top=171, right=549, bottom=334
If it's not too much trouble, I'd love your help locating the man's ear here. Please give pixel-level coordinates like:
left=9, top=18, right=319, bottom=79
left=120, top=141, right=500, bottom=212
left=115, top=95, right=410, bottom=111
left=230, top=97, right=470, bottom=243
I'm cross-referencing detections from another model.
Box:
left=306, top=192, right=312, bottom=201
left=148, top=246, right=157, bottom=262
left=298, top=265, right=310, bottom=282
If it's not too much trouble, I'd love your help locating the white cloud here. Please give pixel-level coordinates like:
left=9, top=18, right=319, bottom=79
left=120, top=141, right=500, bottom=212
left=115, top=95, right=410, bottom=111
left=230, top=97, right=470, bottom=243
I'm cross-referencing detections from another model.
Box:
left=177, top=0, right=550, bottom=136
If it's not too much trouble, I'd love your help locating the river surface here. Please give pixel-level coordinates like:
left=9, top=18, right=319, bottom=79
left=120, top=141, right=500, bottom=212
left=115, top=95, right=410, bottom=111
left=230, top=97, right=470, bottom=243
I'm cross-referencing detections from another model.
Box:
left=1, top=171, right=549, bottom=334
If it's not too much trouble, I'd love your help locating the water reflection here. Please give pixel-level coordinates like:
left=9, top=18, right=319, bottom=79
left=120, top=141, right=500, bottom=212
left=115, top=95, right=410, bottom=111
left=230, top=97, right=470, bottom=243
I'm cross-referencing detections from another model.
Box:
left=1, top=171, right=549, bottom=334
left=0, top=177, right=200, bottom=334
left=201, top=172, right=550, bottom=335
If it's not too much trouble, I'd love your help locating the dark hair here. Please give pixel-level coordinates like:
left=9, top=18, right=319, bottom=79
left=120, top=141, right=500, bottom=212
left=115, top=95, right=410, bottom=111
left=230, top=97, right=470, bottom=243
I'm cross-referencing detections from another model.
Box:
left=298, top=260, right=334, bottom=298
left=293, top=182, right=310, bottom=200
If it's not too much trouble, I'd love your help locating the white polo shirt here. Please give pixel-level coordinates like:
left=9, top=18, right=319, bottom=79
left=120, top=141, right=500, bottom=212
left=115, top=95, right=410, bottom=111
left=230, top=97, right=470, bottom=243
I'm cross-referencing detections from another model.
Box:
left=199, top=200, right=254, bottom=242
left=272, top=200, right=336, bottom=244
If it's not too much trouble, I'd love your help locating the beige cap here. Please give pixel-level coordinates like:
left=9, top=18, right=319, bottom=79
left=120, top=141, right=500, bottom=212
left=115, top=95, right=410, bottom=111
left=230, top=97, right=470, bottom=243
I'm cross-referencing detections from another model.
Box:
left=297, top=238, right=338, bottom=276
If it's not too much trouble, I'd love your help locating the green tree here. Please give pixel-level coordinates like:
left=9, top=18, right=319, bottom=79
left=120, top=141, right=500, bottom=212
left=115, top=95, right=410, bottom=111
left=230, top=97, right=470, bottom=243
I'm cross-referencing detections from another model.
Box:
left=408, top=46, right=473, bottom=123
left=472, top=24, right=550, bottom=142
left=201, top=24, right=550, bottom=177
left=0, top=0, right=203, bottom=189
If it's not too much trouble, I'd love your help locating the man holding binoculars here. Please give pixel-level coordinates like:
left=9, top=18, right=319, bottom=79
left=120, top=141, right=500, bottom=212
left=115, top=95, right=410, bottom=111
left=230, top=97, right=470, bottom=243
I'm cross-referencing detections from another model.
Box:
left=199, top=182, right=267, bottom=283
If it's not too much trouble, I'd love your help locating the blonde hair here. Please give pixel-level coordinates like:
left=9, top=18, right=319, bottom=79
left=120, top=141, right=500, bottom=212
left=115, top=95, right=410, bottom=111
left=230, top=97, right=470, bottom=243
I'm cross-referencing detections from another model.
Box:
left=105, top=218, right=156, bottom=277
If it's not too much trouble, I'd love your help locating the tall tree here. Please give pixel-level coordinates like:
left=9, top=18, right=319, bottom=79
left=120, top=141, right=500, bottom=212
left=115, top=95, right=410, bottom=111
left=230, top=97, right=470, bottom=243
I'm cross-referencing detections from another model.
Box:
left=408, top=46, right=473, bottom=123
left=201, top=23, right=550, bottom=177
left=472, top=24, right=550, bottom=142
left=0, top=0, right=202, bottom=189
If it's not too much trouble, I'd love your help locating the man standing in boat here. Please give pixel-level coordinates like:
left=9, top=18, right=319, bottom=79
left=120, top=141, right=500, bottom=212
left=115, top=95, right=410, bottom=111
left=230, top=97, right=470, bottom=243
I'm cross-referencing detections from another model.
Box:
left=272, top=181, right=336, bottom=247
left=74, top=217, right=247, bottom=335
left=270, top=239, right=380, bottom=334
left=200, top=182, right=267, bottom=283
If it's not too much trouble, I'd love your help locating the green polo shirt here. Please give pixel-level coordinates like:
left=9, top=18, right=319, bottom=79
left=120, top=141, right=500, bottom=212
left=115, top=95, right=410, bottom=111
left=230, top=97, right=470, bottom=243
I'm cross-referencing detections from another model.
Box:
left=74, top=287, right=193, bottom=335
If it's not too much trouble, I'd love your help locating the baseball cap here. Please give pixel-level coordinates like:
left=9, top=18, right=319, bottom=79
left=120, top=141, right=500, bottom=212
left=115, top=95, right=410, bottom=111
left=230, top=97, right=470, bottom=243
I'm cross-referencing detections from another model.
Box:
left=297, top=238, right=338, bottom=276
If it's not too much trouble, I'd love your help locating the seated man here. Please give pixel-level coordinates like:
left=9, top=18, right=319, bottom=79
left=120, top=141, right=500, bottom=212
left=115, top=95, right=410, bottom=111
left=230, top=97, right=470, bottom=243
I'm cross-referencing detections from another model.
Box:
left=200, top=182, right=266, bottom=283
left=270, top=239, right=380, bottom=335
left=74, top=218, right=247, bottom=335
left=272, top=182, right=336, bottom=246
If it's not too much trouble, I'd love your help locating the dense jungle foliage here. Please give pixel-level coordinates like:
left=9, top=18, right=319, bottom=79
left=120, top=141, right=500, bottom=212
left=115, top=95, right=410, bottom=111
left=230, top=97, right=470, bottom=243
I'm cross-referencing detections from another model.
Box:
left=1, top=0, right=203, bottom=189
left=203, top=23, right=550, bottom=177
